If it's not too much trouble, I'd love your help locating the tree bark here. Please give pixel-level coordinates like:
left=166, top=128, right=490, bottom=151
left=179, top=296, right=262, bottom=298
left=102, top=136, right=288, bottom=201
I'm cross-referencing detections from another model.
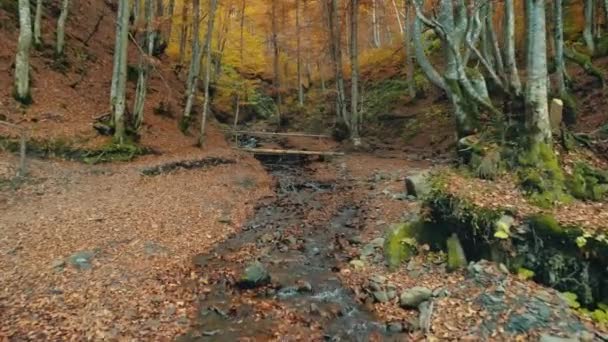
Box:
left=183, top=0, right=201, bottom=124
left=199, top=0, right=218, bottom=146
left=554, top=0, right=567, bottom=95
left=503, top=0, right=522, bottom=96
left=178, top=1, right=189, bottom=66
left=403, top=0, right=415, bottom=98
left=272, top=0, right=282, bottom=119
left=56, top=0, right=70, bottom=56
left=111, top=0, right=130, bottom=143
left=525, top=0, right=552, bottom=144
left=15, top=0, right=32, bottom=103
left=584, top=0, right=595, bottom=55
left=328, top=0, right=349, bottom=125
left=350, top=0, right=360, bottom=144
left=372, top=0, right=381, bottom=48
left=296, top=0, right=304, bottom=106
left=133, top=0, right=155, bottom=132
left=34, top=0, right=43, bottom=48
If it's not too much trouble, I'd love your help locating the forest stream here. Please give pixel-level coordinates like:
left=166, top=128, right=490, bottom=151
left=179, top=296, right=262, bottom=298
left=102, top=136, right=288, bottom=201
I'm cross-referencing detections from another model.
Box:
left=177, top=154, right=404, bottom=341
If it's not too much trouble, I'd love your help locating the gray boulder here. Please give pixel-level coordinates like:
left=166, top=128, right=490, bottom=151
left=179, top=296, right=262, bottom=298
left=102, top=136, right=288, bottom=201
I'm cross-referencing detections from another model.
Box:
left=238, top=261, right=271, bottom=288
left=404, top=171, right=431, bottom=198
left=400, top=286, right=432, bottom=308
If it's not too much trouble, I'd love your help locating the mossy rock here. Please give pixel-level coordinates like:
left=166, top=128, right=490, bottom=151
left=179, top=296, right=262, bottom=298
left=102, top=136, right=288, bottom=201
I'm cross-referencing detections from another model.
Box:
left=517, top=142, right=571, bottom=208
left=566, top=162, right=608, bottom=201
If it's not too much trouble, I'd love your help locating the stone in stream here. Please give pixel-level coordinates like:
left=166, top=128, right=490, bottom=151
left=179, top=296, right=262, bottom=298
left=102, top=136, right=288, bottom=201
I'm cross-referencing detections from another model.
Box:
left=400, top=286, right=432, bottom=308
left=68, top=250, right=95, bottom=270
left=238, top=261, right=271, bottom=289
left=404, top=171, right=431, bottom=198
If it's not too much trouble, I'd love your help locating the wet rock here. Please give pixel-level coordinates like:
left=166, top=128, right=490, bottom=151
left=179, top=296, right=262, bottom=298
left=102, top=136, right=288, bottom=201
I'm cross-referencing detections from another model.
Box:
left=404, top=171, right=431, bottom=198
left=373, top=291, right=390, bottom=303
left=348, top=235, right=363, bottom=245
left=277, top=286, right=299, bottom=299
left=369, top=275, right=386, bottom=284
left=349, top=259, right=365, bottom=269
left=387, top=322, right=403, bottom=333
left=68, top=250, right=95, bottom=270
left=360, top=244, right=376, bottom=257
left=369, top=237, right=385, bottom=248
left=539, top=335, right=578, bottom=342
left=432, top=287, right=450, bottom=298
left=297, top=281, right=313, bottom=293
left=309, top=303, right=321, bottom=315
left=238, top=261, right=270, bottom=288
left=400, top=287, right=432, bottom=308
left=418, top=301, right=433, bottom=333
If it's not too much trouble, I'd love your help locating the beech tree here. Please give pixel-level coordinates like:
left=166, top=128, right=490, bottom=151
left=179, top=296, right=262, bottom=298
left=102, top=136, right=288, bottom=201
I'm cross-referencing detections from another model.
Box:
left=34, top=0, right=43, bottom=48
left=199, top=0, right=218, bottom=145
left=110, top=0, right=130, bottom=143
left=15, top=0, right=32, bottom=104
left=133, top=0, right=155, bottom=132
left=56, top=0, right=70, bottom=56
left=182, top=0, right=201, bottom=127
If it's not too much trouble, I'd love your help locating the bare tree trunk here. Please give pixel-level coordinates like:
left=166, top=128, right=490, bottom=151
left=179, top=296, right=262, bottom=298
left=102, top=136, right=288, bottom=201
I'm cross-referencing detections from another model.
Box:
left=183, top=0, right=201, bottom=125
left=371, top=0, right=380, bottom=48
left=296, top=0, right=304, bottom=106
left=328, top=0, right=349, bottom=125
left=404, top=0, right=415, bottom=98
left=15, top=0, right=32, bottom=104
left=133, top=0, right=155, bottom=132
left=240, top=0, right=246, bottom=66
left=112, top=0, right=130, bottom=143
left=34, top=0, right=43, bottom=48
left=350, top=0, right=360, bottom=144
left=554, top=0, right=567, bottom=95
left=503, top=0, right=522, bottom=96
left=167, top=0, right=175, bottom=42
left=272, top=0, right=282, bottom=120
left=584, top=0, right=596, bottom=55
left=525, top=0, right=552, bottom=144
left=56, top=0, right=70, bottom=56
left=199, top=0, right=218, bottom=146
left=178, top=1, right=189, bottom=65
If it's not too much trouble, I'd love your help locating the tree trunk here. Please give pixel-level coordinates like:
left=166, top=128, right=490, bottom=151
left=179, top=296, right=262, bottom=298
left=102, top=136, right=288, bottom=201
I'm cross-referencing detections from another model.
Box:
left=272, top=0, right=282, bottom=119
left=296, top=0, right=304, bottom=106
left=403, top=0, right=415, bottom=98
left=350, top=0, right=360, bottom=144
left=240, top=0, right=246, bottom=66
left=183, top=0, right=201, bottom=124
left=15, top=0, right=32, bottom=104
left=167, top=0, right=175, bottom=43
left=584, top=0, right=595, bottom=55
left=371, top=0, right=380, bottom=48
left=112, top=0, right=130, bottom=143
left=178, top=1, right=189, bottom=65
left=34, top=0, right=43, bottom=48
left=56, top=0, right=70, bottom=56
left=554, top=0, right=567, bottom=95
left=133, top=0, right=155, bottom=132
left=503, top=0, right=522, bottom=96
left=525, top=0, right=552, bottom=144
left=328, top=0, right=348, bottom=125
left=199, top=0, right=218, bottom=146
